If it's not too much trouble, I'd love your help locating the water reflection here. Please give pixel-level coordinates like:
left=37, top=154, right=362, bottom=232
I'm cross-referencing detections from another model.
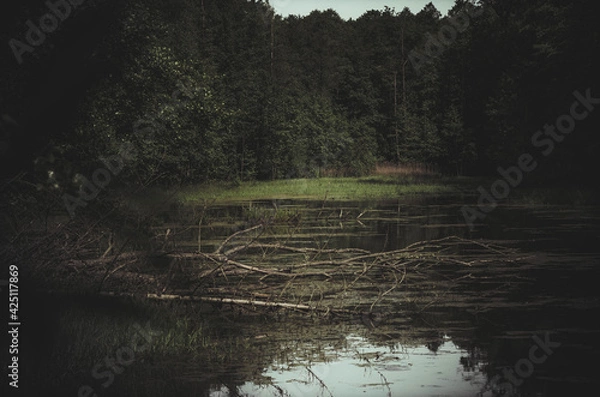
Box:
left=158, top=197, right=600, bottom=254
left=140, top=197, right=600, bottom=396
left=23, top=283, right=600, bottom=397
left=233, top=334, right=486, bottom=397
left=20, top=197, right=600, bottom=396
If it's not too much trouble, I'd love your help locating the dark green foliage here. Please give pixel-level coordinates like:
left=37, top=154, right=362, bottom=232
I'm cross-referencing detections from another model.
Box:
left=1, top=0, right=597, bottom=186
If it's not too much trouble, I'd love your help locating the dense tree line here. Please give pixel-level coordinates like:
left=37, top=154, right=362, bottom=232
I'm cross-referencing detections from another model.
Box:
left=1, top=0, right=598, bottom=189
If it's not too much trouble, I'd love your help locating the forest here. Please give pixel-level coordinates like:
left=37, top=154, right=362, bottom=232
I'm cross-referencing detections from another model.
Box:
left=1, top=0, right=598, bottom=191
left=2, top=2, right=600, bottom=396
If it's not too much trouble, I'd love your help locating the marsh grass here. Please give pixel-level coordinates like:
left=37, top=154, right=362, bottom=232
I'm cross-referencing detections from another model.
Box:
left=177, top=176, right=459, bottom=204
left=51, top=297, right=260, bottom=361
left=374, top=162, right=440, bottom=177
left=26, top=293, right=280, bottom=396
left=241, top=203, right=302, bottom=224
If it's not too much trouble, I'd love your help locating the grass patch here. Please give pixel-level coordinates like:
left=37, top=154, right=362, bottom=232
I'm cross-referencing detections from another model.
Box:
left=177, top=176, right=461, bottom=204
left=25, top=293, right=280, bottom=396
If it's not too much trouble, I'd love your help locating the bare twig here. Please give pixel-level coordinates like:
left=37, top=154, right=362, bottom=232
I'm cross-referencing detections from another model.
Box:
left=214, top=224, right=263, bottom=254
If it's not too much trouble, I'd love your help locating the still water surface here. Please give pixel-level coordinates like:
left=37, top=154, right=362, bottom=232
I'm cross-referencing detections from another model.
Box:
left=24, top=196, right=600, bottom=396
left=151, top=196, right=600, bottom=396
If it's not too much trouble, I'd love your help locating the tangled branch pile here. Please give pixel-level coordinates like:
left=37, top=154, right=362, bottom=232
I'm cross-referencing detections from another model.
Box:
left=45, top=223, right=527, bottom=317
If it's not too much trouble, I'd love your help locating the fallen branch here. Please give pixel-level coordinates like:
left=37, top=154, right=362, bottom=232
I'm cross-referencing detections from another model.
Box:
left=97, top=291, right=355, bottom=314
left=214, top=224, right=263, bottom=254
left=42, top=232, right=527, bottom=317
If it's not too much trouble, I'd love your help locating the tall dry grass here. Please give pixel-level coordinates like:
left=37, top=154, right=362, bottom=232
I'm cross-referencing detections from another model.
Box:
left=374, top=162, right=440, bottom=177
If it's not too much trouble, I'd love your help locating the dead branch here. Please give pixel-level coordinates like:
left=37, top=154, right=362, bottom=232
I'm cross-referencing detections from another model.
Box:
left=97, top=291, right=356, bottom=314
left=224, top=243, right=369, bottom=257
left=32, top=225, right=528, bottom=317
left=214, top=224, right=263, bottom=254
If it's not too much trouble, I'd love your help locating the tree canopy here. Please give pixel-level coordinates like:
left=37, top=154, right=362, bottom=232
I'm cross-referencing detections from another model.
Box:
left=1, top=0, right=598, bottom=188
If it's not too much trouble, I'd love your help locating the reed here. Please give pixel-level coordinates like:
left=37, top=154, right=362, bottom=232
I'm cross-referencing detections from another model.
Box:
left=374, top=162, right=441, bottom=177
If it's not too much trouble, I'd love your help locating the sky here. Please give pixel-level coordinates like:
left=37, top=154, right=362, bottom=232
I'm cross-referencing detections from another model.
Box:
left=269, top=0, right=456, bottom=20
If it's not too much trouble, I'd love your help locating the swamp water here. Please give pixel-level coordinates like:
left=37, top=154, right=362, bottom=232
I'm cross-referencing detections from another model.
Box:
left=18, top=196, right=600, bottom=396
